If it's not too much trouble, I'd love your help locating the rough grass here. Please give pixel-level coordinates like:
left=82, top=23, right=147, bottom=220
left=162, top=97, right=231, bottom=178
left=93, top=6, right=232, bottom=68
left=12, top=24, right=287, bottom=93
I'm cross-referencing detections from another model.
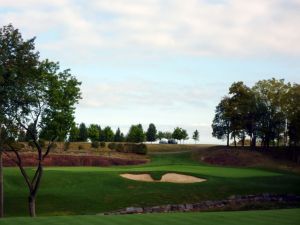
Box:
left=3, top=151, right=300, bottom=217
left=0, top=209, right=299, bottom=225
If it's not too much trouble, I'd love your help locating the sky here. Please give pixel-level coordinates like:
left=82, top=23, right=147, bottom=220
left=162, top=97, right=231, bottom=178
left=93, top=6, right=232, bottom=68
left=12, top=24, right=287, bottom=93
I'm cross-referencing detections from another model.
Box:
left=1, top=0, right=300, bottom=144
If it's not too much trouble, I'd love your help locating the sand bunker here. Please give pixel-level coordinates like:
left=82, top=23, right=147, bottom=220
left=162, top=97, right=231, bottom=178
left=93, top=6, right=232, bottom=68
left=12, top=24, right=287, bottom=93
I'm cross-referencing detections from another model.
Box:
left=120, top=173, right=206, bottom=183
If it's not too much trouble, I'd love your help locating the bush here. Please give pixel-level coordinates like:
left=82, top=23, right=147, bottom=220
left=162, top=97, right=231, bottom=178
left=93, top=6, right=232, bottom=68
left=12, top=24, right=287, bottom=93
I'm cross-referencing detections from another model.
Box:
left=28, top=140, right=35, bottom=149
left=78, top=144, right=84, bottom=150
left=52, top=143, right=58, bottom=150
left=108, top=142, right=116, bottom=150
left=115, top=143, right=124, bottom=152
left=123, top=143, right=147, bottom=155
left=10, top=142, right=25, bottom=150
left=133, top=143, right=147, bottom=155
left=100, top=142, right=106, bottom=148
left=91, top=141, right=100, bottom=148
left=64, top=142, right=70, bottom=151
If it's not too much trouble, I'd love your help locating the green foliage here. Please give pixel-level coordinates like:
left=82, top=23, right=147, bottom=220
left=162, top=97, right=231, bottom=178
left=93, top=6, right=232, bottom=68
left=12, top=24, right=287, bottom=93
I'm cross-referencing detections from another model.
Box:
left=146, top=123, right=157, bottom=142
left=127, top=124, right=145, bottom=143
left=157, top=131, right=172, bottom=140
left=103, top=126, right=114, bottom=142
left=115, top=143, right=124, bottom=152
left=212, top=97, right=233, bottom=146
left=212, top=78, right=300, bottom=147
left=133, top=143, right=147, bottom=154
left=107, top=142, right=116, bottom=150
left=286, top=84, right=300, bottom=146
left=78, top=123, right=88, bottom=142
left=88, top=124, right=100, bottom=142
left=123, top=143, right=147, bottom=154
left=114, top=127, right=124, bottom=142
left=172, top=127, right=188, bottom=143
left=192, top=130, right=199, bottom=143
left=68, top=124, right=79, bottom=142
left=18, top=130, right=26, bottom=142
left=91, top=141, right=100, bottom=149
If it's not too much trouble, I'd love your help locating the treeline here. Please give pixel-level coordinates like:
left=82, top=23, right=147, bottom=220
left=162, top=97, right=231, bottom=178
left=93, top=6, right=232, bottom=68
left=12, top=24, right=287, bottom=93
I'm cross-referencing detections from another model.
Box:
left=18, top=122, right=199, bottom=144
left=66, top=123, right=198, bottom=144
left=212, top=78, right=300, bottom=148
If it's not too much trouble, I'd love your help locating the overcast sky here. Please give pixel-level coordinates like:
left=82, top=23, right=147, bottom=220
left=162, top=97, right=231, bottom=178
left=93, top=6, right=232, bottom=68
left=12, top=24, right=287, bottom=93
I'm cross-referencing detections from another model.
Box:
left=1, top=0, right=300, bottom=143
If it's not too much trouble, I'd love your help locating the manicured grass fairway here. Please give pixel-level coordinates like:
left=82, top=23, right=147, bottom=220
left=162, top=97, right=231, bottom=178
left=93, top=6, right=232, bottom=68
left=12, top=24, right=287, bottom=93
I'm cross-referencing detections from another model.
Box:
left=3, top=152, right=300, bottom=216
left=0, top=209, right=299, bottom=225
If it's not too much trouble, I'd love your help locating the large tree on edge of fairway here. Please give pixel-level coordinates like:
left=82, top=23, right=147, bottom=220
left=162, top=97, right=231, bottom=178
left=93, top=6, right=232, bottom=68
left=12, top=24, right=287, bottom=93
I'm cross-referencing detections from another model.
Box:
left=146, top=123, right=157, bottom=143
left=0, top=24, right=81, bottom=217
left=252, top=79, right=290, bottom=148
left=0, top=24, right=40, bottom=218
left=212, top=96, right=232, bottom=146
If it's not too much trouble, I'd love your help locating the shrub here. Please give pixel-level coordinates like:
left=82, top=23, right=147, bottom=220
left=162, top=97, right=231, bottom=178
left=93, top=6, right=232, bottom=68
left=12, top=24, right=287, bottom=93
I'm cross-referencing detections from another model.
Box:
left=10, top=142, right=25, bottom=150
left=108, top=142, right=116, bottom=150
left=78, top=144, right=84, bottom=150
left=123, top=143, right=147, bottom=155
left=133, top=143, right=147, bottom=155
left=64, top=142, right=70, bottom=151
left=100, top=142, right=106, bottom=148
left=91, top=141, right=100, bottom=148
left=28, top=140, right=35, bottom=150
left=115, top=143, right=124, bottom=152
left=51, top=143, right=58, bottom=150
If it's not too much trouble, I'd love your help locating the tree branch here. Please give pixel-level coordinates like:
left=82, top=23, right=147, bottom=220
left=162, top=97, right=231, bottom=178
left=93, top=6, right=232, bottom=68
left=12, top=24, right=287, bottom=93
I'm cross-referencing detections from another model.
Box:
left=7, top=144, right=33, bottom=191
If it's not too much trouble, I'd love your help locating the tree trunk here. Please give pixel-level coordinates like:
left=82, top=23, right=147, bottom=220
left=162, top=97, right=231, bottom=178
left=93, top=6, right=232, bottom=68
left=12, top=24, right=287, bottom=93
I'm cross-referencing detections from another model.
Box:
left=28, top=195, right=36, bottom=217
left=0, top=151, right=3, bottom=218
left=234, top=136, right=236, bottom=147
left=226, top=133, right=229, bottom=147
left=252, top=135, right=257, bottom=149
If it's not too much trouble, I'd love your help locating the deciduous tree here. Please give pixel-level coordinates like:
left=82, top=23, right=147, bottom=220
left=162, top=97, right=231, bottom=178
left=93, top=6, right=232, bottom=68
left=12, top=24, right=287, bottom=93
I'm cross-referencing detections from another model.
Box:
left=0, top=24, right=81, bottom=217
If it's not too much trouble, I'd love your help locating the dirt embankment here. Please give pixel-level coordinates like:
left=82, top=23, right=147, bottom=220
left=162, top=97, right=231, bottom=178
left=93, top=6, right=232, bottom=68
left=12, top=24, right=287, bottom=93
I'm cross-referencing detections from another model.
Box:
left=3, top=153, right=147, bottom=167
left=196, top=146, right=300, bottom=173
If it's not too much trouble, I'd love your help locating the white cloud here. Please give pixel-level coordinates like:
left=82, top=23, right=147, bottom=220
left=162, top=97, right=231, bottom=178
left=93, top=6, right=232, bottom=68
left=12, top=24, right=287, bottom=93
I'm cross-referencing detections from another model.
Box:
left=78, top=79, right=219, bottom=110
left=1, top=0, right=300, bottom=60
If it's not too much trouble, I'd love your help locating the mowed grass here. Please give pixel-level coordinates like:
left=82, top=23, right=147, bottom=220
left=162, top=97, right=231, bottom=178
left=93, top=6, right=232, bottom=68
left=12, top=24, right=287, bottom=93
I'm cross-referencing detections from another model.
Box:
left=3, top=152, right=300, bottom=217
left=1, top=209, right=300, bottom=225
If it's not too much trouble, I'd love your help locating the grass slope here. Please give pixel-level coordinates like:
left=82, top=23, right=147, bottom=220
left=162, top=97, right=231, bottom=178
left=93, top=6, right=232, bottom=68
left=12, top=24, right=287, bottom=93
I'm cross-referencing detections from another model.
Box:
left=0, top=209, right=300, bottom=225
left=3, top=152, right=300, bottom=216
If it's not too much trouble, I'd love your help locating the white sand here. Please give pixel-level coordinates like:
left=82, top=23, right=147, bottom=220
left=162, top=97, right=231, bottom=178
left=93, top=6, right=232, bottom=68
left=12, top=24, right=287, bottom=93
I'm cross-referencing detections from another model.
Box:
left=120, top=173, right=206, bottom=183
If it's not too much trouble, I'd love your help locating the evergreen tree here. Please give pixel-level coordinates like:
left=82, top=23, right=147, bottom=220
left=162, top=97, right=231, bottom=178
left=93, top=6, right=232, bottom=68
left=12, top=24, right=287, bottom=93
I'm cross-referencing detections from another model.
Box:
left=78, top=123, right=88, bottom=141
left=146, top=123, right=157, bottom=142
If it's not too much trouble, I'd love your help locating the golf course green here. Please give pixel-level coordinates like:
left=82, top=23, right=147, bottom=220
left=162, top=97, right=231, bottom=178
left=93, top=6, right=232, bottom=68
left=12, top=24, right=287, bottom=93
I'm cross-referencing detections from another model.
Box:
left=3, top=151, right=300, bottom=217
